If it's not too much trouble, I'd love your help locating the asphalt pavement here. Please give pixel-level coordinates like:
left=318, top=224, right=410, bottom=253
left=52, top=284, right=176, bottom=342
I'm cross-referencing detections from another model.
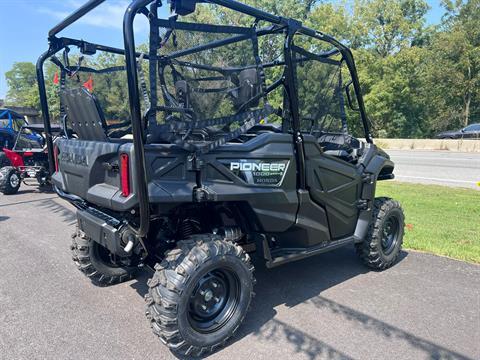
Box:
left=387, top=150, right=480, bottom=190
left=0, top=190, right=479, bottom=360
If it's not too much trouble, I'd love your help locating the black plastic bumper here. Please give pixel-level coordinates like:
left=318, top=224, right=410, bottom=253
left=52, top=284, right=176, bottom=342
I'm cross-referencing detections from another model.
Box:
left=77, top=206, right=128, bottom=255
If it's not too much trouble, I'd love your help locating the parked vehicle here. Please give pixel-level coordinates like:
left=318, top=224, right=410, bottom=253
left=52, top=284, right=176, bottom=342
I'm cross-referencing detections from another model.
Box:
left=0, top=108, right=43, bottom=150
left=435, top=123, right=480, bottom=139
left=0, top=124, right=61, bottom=194
left=38, top=0, right=405, bottom=356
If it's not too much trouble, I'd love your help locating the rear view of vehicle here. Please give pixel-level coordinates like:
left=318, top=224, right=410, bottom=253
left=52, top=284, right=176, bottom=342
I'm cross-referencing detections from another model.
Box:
left=38, top=0, right=404, bottom=356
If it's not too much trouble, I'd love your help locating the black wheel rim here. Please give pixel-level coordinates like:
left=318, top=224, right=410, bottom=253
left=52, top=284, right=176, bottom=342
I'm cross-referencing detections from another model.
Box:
left=188, top=268, right=240, bottom=334
left=381, top=215, right=400, bottom=255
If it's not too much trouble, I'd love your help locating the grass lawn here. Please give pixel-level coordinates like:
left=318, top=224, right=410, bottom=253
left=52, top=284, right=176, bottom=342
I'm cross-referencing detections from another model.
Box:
left=376, top=181, right=480, bottom=264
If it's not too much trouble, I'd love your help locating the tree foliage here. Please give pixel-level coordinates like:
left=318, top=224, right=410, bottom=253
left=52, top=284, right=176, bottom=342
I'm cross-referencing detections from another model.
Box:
left=3, top=0, right=479, bottom=138
left=5, top=62, right=39, bottom=108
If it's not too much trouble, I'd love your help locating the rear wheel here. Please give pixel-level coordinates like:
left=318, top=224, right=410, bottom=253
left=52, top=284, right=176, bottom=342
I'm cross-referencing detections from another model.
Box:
left=145, top=234, right=255, bottom=357
left=356, top=197, right=404, bottom=270
left=0, top=166, right=21, bottom=195
left=71, top=228, right=137, bottom=286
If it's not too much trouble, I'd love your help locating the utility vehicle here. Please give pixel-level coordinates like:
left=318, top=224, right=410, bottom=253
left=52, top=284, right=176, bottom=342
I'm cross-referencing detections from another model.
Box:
left=0, top=108, right=43, bottom=153
left=38, top=0, right=404, bottom=356
left=0, top=124, right=61, bottom=194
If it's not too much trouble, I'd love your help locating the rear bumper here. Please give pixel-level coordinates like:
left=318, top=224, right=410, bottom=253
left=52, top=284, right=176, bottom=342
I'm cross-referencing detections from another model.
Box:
left=76, top=206, right=125, bottom=255
left=55, top=185, right=127, bottom=254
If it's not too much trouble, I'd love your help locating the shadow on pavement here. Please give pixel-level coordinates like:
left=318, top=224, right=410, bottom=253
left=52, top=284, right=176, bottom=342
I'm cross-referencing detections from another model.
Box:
left=13, top=185, right=55, bottom=195
left=251, top=317, right=355, bottom=360
left=35, top=198, right=77, bottom=225
left=307, top=296, right=473, bottom=360
left=0, top=196, right=58, bottom=208
left=235, top=249, right=469, bottom=360
left=0, top=215, right=9, bottom=221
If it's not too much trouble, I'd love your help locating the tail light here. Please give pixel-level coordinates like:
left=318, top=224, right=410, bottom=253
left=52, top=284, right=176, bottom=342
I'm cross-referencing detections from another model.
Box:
left=54, top=146, right=59, bottom=172
left=120, top=153, right=130, bottom=197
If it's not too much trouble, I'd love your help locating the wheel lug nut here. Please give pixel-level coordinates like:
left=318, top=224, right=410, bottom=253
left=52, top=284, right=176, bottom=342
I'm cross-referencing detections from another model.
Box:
left=201, top=304, right=207, bottom=311
left=212, top=282, right=218, bottom=288
left=214, top=297, right=220, bottom=303
left=200, top=290, right=205, bottom=296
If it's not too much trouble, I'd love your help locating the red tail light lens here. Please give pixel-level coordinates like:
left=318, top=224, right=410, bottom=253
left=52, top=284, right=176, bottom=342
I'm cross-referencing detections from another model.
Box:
left=54, top=146, right=59, bottom=172
left=120, top=153, right=130, bottom=197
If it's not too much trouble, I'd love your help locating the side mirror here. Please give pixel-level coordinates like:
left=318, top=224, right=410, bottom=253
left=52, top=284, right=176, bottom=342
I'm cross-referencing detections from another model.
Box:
left=461, top=128, right=466, bottom=132
left=345, top=81, right=359, bottom=111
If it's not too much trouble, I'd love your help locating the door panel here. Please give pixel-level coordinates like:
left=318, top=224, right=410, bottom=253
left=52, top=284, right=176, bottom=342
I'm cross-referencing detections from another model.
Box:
left=303, top=138, right=362, bottom=239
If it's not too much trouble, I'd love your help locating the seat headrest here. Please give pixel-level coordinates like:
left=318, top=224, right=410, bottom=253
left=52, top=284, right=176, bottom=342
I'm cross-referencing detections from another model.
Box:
left=61, top=87, right=109, bottom=142
left=235, top=68, right=261, bottom=109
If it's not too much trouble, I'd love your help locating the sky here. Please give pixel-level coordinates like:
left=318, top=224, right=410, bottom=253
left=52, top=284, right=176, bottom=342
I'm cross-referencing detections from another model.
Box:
left=0, top=0, right=445, bottom=100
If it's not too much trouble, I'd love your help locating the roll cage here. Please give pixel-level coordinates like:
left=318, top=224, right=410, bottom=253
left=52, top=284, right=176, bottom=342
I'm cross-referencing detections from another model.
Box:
left=37, top=0, right=373, bottom=238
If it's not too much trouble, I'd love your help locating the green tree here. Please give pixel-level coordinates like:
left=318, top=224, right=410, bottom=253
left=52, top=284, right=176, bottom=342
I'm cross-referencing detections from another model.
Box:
left=5, top=62, right=39, bottom=108
left=426, top=0, right=480, bottom=129
left=354, top=0, right=430, bottom=57
left=4, top=61, right=61, bottom=120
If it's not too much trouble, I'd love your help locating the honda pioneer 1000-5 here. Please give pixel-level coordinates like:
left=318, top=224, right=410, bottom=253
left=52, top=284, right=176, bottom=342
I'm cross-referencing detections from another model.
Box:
left=37, top=0, right=404, bottom=356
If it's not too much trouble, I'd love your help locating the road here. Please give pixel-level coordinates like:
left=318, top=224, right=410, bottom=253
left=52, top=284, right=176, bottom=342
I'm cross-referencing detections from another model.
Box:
left=388, top=150, right=480, bottom=189
left=0, top=190, right=479, bottom=360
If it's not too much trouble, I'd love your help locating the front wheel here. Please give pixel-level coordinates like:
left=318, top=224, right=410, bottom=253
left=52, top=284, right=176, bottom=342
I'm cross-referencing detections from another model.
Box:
left=0, top=167, right=21, bottom=195
left=145, top=234, right=255, bottom=357
left=356, top=197, right=404, bottom=270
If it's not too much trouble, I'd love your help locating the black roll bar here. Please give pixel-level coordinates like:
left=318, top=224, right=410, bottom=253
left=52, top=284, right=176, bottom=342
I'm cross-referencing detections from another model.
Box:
left=207, top=0, right=282, bottom=24
left=37, top=47, right=61, bottom=175
left=49, top=0, right=106, bottom=38
left=123, top=0, right=152, bottom=238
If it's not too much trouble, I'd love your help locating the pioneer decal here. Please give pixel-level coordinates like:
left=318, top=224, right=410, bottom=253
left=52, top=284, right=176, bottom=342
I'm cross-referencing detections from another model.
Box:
left=221, top=159, right=290, bottom=186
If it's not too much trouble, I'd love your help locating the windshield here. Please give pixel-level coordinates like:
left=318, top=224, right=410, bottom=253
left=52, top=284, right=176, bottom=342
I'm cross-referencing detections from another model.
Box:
left=14, top=128, right=44, bottom=151
left=0, top=118, right=27, bottom=131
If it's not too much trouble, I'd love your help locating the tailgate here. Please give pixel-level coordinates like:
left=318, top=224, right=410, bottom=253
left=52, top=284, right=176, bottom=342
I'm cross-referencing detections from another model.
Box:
left=51, top=139, right=138, bottom=211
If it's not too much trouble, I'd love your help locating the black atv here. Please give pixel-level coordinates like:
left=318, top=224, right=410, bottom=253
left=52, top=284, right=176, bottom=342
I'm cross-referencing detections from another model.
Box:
left=38, top=0, right=404, bottom=356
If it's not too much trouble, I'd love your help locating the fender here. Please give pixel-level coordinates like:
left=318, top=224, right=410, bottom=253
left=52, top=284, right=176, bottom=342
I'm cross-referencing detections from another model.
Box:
left=364, top=151, right=394, bottom=181
left=2, top=148, right=24, bottom=167
left=353, top=146, right=395, bottom=243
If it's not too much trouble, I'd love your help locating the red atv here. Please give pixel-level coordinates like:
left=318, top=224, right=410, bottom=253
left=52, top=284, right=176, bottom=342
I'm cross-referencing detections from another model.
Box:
left=0, top=124, right=61, bottom=195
